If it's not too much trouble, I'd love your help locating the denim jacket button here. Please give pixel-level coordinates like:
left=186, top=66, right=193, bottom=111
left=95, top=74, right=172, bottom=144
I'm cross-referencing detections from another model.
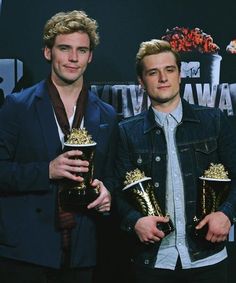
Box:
left=154, top=182, right=159, bottom=188
left=144, top=259, right=150, bottom=265
left=155, top=156, right=161, bottom=162
left=156, top=129, right=161, bottom=135
left=137, top=157, right=142, bottom=164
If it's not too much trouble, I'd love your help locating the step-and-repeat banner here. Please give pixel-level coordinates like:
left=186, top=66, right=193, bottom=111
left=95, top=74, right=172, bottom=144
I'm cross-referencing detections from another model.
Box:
left=0, top=1, right=235, bottom=282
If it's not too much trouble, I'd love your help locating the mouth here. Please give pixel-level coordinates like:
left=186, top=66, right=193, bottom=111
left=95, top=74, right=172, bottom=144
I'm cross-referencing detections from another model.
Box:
left=157, top=85, right=170, bottom=90
left=65, top=66, right=79, bottom=71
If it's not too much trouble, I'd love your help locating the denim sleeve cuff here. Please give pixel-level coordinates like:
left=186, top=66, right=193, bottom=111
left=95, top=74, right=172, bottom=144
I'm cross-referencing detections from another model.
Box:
left=120, top=210, right=143, bottom=233
left=218, top=202, right=236, bottom=224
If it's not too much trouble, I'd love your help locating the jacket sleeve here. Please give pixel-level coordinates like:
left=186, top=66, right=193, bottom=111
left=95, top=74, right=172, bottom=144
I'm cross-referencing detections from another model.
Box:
left=0, top=94, right=51, bottom=193
left=217, top=110, right=236, bottom=224
left=113, top=122, right=143, bottom=233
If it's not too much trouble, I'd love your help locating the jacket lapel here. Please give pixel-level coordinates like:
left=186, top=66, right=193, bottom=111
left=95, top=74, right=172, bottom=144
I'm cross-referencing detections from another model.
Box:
left=35, top=81, right=62, bottom=160
left=84, top=92, right=100, bottom=142
left=34, top=86, right=101, bottom=158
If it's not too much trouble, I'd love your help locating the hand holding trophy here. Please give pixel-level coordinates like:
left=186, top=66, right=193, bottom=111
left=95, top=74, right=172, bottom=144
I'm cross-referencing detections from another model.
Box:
left=122, top=169, right=174, bottom=236
left=59, top=128, right=100, bottom=212
left=194, top=163, right=230, bottom=238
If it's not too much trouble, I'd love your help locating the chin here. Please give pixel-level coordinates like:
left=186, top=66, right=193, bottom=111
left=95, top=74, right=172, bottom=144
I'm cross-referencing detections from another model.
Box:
left=60, top=77, right=78, bottom=85
left=156, top=97, right=173, bottom=104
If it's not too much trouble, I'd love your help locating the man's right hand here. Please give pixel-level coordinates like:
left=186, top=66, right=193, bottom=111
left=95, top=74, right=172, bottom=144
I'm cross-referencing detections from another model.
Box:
left=49, top=150, right=89, bottom=180
left=134, top=215, right=169, bottom=244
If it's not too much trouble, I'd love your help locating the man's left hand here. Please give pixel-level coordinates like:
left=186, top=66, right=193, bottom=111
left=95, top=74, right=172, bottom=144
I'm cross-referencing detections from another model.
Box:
left=195, top=211, right=231, bottom=242
left=87, top=179, right=111, bottom=213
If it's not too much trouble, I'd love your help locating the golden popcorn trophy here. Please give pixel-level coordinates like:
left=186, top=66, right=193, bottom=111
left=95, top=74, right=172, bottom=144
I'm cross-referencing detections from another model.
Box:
left=122, top=169, right=174, bottom=236
left=59, top=128, right=100, bottom=212
left=193, top=163, right=230, bottom=237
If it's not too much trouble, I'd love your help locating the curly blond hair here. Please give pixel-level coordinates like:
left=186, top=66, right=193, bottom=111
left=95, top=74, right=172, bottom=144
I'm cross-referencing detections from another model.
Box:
left=43, top=10, right=99, bottom=50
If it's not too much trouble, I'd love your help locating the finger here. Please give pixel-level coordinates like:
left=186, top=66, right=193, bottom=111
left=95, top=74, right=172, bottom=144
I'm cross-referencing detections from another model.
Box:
left=67, top=150, right=82, bottom=156
left=94, top=201, right=111, bottom=210
left=195, top=218, right=207, bottom=229
left=205, top=231, right=214, bottom=241
left=67, top=159, right=89, bottom=168
left=95, top=203, right=109, bottom=211
left=87, top=194, right=104, bottom=209
left=144, top=237, right=159, bottom=244
left=96, top=206, right=111, bottom=213
left=91, top=179, right=101, bottom=186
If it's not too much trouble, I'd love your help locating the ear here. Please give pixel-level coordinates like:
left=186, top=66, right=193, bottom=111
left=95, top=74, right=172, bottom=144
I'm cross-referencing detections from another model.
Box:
left=88, top=51, right=93, bottom=63
left=179, top=73, right=181, bottom=84
left=138, top=76, right=145, bottom=89
left=44, top=47, right=52, bottom=61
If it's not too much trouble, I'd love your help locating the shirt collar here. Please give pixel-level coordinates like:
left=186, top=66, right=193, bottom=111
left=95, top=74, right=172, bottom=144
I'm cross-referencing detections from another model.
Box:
left=152, top=100, right=183, bottom=127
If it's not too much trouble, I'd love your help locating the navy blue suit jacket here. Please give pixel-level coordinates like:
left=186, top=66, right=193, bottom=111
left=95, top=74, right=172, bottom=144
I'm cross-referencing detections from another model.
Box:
left=0, top=80, right=118, bottom=268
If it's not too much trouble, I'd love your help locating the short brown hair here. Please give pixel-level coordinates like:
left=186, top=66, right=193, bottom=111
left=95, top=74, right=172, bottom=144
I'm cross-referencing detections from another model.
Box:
left=43, top=10, right=100, bottom=50
left=136, top=39, right=181, bottom=78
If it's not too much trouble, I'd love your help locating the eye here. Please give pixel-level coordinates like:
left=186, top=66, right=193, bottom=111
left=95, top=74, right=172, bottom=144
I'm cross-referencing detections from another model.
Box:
left=166, top=67, right=176, bottom=73
left=59, top=45, right=69, bottom=51
left=78, top=48, right=90, bottom=54
left=147, top=70, right=157, bottom=76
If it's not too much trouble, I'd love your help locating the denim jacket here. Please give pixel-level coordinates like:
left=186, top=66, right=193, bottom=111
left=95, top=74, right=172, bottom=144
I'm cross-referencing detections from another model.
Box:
left=115, top=99, right=236, bottom=268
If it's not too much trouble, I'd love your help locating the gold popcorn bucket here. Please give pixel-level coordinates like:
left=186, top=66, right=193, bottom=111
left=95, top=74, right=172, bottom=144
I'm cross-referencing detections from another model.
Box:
left=59, top=142, right=100, bottom=212
left=123, top=177, right=174, bottom=236
left=193, top=176, right=230, bottom=237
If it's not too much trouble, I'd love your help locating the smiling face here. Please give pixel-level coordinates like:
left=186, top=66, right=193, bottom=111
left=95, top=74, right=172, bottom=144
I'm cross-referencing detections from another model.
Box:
left=44, top=31, right=93, bottom=86
left=139, top=51, right=181, bottom=112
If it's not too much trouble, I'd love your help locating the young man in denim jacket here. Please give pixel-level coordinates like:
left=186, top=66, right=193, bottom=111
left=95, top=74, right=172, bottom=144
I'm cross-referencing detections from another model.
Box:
left=115, top=39, right=236, bottom=283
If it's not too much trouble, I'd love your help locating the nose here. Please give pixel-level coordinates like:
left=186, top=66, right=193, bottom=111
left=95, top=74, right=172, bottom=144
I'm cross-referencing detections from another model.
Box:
left=159, top=71, right=168, bottom=82
left=68, top=49, right=78, bottom=62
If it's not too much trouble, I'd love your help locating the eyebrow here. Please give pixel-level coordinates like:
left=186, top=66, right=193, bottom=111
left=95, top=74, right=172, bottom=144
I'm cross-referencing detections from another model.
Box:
left=145, top=65, right=177, bottom=72
left=56, top=44, right=90, bottom=50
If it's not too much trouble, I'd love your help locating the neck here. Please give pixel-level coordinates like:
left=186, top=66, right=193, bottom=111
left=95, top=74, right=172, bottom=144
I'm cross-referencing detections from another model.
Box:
left=51, top=77, right=83, bottom=102
left=152, top=95, right=180, bottom=113
left=49, top=77, right=84, bottom=119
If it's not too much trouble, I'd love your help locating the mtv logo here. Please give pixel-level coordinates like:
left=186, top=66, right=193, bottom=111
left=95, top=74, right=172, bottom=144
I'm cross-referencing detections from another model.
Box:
left=0, top=59, right=23, bottom=97
left=181, top=61, right=200, bottom=78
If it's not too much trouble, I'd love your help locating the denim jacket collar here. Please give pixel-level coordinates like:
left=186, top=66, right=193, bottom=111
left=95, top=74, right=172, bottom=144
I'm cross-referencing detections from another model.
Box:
left=144, top=98, right=201, bottom=133
left=181, top=99, right=201, bottom=123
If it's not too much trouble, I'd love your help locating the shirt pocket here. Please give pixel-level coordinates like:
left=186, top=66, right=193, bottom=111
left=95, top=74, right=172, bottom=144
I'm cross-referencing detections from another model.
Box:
left=194, top=139, right=218, bottom=171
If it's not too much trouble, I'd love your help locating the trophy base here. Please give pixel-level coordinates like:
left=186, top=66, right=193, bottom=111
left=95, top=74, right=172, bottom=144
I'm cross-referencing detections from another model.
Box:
left=59, top=186, right=99, bottom=212
left=157, top=220, right=175, bottom=236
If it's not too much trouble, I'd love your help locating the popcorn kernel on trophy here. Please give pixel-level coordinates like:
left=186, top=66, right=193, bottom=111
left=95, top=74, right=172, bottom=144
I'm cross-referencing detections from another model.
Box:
left=194, top=163, right=230, bottom=238
left=59, top=128, right=99, bottom=212
left=122, top=169, right=174, bottom=236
